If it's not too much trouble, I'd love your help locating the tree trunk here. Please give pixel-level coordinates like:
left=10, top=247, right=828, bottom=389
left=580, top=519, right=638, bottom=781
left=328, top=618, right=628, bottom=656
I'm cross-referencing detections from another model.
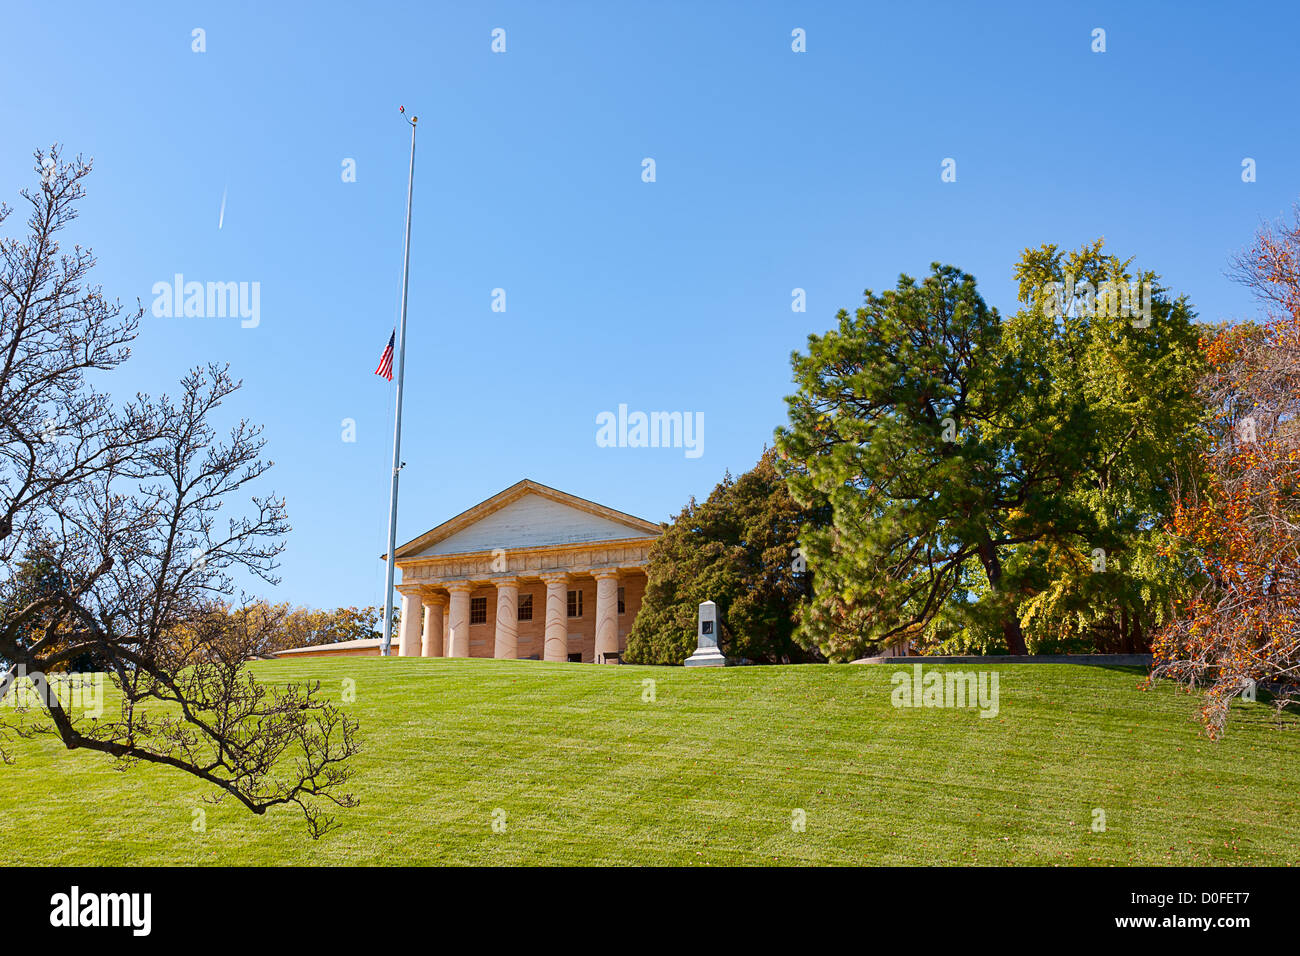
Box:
left=977, top=532, right=1029, bottom=655
left=1002, top=618, right=1028, bottom=656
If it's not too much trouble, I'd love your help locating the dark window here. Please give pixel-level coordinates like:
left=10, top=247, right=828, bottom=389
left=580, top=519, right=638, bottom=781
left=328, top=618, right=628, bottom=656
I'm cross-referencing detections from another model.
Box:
left=567, top=589, right=583, bottom=618
left=617, top=586, right=626, bottom=614
left=470, top=596, right=487, bottom=624
left=517, top=594, right=533, bottom=622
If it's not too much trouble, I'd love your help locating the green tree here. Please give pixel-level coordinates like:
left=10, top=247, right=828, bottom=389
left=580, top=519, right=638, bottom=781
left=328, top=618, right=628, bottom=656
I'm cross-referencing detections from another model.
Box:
left=0, top=549, right=65, bottom=665
left=776, top=245, right=1204, bottom=661
left=1004, top=241, right=1206, bottom=653
left=625, top=448, right=819, bottom=664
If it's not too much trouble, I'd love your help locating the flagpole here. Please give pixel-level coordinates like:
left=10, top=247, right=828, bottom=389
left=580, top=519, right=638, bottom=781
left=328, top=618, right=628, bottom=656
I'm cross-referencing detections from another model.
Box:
left=381, top=106, right=418, bottom=656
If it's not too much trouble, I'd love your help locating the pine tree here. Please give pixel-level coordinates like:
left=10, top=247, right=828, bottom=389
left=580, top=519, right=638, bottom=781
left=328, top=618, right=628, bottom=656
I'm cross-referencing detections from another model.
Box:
left=776, top=249, right=1204, bottom=660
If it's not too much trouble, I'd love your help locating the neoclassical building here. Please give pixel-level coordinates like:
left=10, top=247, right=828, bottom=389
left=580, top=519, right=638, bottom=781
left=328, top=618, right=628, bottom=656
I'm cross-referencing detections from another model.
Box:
left=385, top=479, right=661, bottom=663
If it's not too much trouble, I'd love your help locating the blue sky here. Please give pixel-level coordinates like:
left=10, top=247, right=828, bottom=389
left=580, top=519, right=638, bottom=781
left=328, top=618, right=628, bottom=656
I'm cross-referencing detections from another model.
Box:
left=2, top=1, right=1297, bottom=610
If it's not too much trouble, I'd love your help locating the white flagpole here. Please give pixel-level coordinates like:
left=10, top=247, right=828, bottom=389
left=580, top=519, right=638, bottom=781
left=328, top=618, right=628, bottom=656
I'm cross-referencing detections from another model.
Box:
left=381, top=106, right=418, bottom=656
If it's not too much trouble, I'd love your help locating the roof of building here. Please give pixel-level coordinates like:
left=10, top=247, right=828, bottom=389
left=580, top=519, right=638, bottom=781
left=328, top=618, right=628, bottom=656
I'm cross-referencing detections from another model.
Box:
left=270, top=638, right=383, bottom=657
left=386, top=479, right=662, bottom=561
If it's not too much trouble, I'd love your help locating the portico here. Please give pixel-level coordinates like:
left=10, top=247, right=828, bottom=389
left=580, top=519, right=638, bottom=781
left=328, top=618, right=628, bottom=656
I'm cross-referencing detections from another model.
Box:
left=389, top=480, right=660, bottom=663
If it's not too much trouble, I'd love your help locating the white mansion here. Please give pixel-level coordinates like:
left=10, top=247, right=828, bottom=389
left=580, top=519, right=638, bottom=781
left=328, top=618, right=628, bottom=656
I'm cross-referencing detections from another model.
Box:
left=275, top=480, right=661, bottom=663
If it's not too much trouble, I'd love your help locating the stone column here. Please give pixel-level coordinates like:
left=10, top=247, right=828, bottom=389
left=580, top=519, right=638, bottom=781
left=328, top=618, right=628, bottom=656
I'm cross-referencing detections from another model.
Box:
left=593, top=569, right=620, bottom=664
left=446, top=583, right=472, bottom=658
left=421, top=592, right=446, bottom=657
left=494, top=578, right=519, bottom=659
left=397, top=587, right=423, bottom=657
left=540, top=572, right=569, bottom=663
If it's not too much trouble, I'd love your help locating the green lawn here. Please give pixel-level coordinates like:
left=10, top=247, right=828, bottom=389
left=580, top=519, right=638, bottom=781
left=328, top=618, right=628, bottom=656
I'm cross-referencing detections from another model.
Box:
left=1, top=658, right=1297, bottom=865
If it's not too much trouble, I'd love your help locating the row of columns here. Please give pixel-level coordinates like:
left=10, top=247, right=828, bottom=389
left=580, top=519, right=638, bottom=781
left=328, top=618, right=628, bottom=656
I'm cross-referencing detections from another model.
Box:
left=396, top=570, right=623, bottom=663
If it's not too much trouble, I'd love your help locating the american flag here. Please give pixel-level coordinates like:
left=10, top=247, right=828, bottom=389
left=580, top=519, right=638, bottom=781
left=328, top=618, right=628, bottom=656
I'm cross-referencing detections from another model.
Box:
left=374, top=330, right=395, bottom=381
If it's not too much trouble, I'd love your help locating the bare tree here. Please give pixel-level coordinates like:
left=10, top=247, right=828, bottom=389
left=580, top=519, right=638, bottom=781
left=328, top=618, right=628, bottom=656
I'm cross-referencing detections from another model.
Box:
left=1151, top=205, right=1300, bottom=737
left=0, top=147, right=359, bottom=836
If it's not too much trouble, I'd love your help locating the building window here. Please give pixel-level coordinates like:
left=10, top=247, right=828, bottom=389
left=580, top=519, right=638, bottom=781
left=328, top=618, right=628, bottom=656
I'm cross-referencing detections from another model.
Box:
left=517, top=594, right=533, bottom=622
left=567, top=589, right=583, bottom=618
left=618, top=586, right=626, bottom=614
left=470, top=596, right=487, bottom=624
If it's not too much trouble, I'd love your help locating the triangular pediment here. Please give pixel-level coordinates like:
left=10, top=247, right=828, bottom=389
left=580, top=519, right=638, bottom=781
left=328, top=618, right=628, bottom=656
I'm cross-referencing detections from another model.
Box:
left=392, top=480, right=660, bottom=560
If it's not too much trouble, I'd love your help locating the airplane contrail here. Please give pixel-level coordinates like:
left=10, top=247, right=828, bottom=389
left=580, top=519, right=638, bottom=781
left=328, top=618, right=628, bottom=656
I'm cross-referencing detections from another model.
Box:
left=218, top=186, right=227, bottom=229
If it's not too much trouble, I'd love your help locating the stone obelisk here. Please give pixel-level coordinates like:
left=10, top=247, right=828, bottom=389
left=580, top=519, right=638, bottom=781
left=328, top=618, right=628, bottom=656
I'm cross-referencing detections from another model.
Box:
left=684, top=600, right=727, bottom=667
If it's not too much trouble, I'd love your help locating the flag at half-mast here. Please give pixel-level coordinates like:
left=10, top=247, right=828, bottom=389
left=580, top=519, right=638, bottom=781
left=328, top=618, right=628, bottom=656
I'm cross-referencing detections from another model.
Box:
left=375, top=330, right=395, bottom=381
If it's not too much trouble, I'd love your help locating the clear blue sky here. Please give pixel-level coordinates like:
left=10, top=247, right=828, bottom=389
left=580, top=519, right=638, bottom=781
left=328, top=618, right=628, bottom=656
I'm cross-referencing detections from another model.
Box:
left=2, top=1, right=1296, bottom=610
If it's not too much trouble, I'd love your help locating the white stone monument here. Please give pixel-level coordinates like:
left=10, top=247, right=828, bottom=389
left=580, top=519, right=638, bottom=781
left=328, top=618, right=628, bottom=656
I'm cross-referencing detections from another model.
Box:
left=683, top=600, right=727, bottom=667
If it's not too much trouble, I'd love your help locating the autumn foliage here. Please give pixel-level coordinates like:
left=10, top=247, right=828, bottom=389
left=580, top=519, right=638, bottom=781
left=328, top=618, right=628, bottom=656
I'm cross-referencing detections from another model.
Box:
left=1151, top=208, right=1300, bottom=736
left=166, top=601, right=385, bottom=661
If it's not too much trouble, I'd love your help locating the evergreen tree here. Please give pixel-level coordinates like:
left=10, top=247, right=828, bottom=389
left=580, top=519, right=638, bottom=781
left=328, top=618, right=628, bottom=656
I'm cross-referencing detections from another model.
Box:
left=625, top=449, right=819, bottom=664
left=0, top=549, right=65, bottom=667
left=776, top=246, right=1204, bottom=660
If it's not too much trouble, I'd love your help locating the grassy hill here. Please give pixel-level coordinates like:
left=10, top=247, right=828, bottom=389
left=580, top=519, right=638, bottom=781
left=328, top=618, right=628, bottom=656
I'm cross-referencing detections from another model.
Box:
left=1, top=658, right=1297, bottom=866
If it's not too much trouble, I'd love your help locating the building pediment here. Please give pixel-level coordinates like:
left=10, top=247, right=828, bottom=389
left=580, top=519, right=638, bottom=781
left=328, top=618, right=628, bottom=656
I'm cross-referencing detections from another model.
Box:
left=392, top=479, right=661, bottom=560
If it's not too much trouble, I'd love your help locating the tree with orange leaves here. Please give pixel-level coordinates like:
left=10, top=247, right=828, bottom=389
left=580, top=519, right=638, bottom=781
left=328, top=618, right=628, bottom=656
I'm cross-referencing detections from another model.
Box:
left=1151, top=206, right=1300, bottom=737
